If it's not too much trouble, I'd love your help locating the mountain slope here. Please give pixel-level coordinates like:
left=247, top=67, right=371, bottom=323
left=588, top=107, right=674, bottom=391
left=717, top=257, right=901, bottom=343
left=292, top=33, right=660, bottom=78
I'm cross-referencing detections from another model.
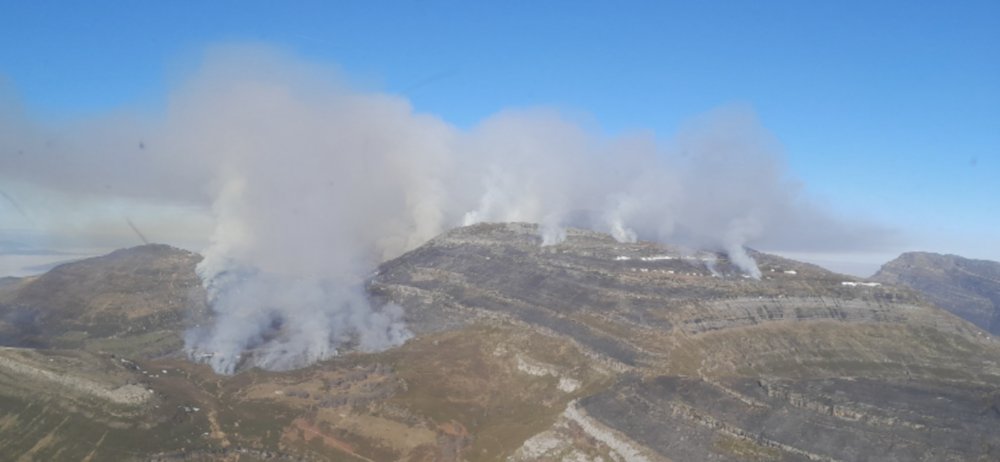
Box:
left=874, top=251, right=1000, bottom=335
left=371, top=223, right=1000, bottom=461
left=1, top=226, right=999, bottom=461
left=0, top=244, right=209, bottom=356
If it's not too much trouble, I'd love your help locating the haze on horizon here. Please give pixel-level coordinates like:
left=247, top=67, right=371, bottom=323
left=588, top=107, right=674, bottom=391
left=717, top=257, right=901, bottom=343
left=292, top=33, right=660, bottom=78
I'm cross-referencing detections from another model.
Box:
left=1, top=1, right=998, bottom=280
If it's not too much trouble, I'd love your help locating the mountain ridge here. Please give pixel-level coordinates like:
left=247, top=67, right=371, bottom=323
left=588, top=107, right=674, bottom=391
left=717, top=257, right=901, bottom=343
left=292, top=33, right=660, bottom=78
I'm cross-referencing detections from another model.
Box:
left=874, top=251, right=1000, bottom=335
left=0, top=225, right=999, bottom=461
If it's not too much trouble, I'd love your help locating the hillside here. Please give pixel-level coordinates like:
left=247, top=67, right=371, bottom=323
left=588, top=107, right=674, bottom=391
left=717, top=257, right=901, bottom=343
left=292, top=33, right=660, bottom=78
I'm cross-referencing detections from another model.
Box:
left=0, top=226, right=998, bottom=461
left=0, top=244, right=209, bottom=357
left=371, top=223, right=1000, bottom=461
left=874, top=251, right=1000, bottom=335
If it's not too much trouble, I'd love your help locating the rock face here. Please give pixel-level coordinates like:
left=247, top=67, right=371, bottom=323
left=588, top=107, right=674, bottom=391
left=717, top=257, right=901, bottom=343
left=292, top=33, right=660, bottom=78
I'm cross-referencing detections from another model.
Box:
left=874, top=251, right=1000, bottom=335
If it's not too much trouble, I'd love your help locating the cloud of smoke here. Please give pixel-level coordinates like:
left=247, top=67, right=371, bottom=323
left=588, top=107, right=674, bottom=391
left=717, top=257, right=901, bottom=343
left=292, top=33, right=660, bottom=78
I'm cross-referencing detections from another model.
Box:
left=167, top=47, right=451, bottom=372
left=0, top=44, right=895, bottom=373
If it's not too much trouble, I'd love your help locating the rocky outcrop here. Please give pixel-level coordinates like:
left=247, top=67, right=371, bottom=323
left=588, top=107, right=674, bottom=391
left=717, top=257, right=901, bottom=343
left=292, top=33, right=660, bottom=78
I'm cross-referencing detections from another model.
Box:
left=683, top=297, right=921, bottom=334
left=0, top=347, right=150, bottom=405
left=562, top=400, right=656, bottom=462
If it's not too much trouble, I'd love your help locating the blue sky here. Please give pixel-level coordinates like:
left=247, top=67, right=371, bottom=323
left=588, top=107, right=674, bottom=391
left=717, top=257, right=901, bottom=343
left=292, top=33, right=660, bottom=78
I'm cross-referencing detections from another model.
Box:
left=1, top=1, right=998, bottom=275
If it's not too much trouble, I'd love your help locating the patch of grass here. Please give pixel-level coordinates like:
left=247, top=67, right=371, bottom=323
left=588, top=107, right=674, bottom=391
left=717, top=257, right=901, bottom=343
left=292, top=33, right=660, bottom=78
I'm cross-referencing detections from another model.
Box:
left=375, top=325, right=611, bottom=462
left=711, top=434, right=785, bottom=461
left=48, top=330, right=90, bottom=349
left=84, top=330, right=184, bottom=359
left=0, top=392, right=214, bottom=461
left=0, top=323, right=615, bottom=462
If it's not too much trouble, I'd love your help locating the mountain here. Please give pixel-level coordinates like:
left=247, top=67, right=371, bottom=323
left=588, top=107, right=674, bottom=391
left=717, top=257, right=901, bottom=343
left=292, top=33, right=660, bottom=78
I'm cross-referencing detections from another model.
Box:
left=0, top=226, right=999, bottom=461
left=372, top=223, right=1000, bottom=462
left=0, top=244, right=209, bottom=356
left=874, top=251, right=1000, bottom=336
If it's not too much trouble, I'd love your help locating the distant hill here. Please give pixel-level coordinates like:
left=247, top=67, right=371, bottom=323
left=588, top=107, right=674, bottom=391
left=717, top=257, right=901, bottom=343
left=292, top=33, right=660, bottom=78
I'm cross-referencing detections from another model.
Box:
left=874, top=252, right=1000, bottom=335
left=0, top=244, right=209, bottom=356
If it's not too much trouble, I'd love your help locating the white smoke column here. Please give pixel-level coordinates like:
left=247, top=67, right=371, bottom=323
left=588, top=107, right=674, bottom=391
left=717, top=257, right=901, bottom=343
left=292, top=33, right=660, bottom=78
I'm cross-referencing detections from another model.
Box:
left=704, top=255, right=721, bottom=277
left=189, top=168, right=414, bottom=373
left=659, top=107, right=791, bottom=277
left=608, top=219, right=637, bottom=244
left=177, top=46, right=455, bottom=374
left=722, top=216, right=764, bottom=279
left=603, top=193, right=639, bottom=243
left=0, top=45, right=899, bottom=372
left=458, top=110, right=587, bottom=245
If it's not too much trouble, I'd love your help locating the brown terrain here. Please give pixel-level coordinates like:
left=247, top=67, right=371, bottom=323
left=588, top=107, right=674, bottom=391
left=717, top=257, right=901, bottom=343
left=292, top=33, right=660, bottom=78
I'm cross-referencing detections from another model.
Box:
left=0, top=223, right=998, bottom=461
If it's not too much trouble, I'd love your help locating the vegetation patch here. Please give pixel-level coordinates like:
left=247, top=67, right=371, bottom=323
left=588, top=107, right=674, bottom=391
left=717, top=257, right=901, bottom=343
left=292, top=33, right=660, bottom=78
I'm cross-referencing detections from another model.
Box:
left=711, top=434, right=785, bottom=461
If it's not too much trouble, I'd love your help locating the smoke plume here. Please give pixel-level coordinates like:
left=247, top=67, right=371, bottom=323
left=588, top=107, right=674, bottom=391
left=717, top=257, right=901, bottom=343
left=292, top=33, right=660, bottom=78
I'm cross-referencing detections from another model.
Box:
left=0, top=44, right=893, bottom=373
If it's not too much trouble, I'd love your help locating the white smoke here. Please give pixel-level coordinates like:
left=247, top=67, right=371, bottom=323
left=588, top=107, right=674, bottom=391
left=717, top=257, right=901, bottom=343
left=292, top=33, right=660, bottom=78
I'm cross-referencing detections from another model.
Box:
left=603, top=193, right=639, bottom=244
left=722, top=216, right=764, bottom=279
left=0, top=44, right=895, bottom=373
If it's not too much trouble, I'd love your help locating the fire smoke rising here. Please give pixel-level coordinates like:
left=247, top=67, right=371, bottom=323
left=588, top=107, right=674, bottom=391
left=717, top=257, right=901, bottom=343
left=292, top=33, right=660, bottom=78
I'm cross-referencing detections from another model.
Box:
left=0, top=45, right=891, bottom=373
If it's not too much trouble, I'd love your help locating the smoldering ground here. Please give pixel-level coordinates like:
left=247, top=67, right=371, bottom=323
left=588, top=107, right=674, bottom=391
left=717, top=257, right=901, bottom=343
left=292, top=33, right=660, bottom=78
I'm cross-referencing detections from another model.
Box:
left=0, top=44, right=895, bottom=373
